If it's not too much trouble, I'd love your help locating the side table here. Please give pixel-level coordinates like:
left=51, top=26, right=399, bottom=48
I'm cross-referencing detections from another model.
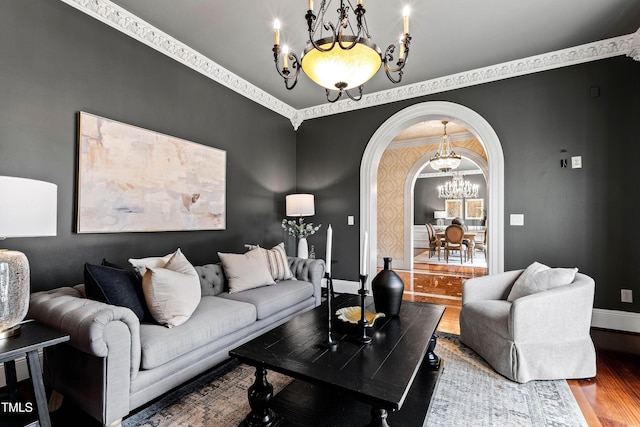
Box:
left=0, top=320, right=69, bottom=427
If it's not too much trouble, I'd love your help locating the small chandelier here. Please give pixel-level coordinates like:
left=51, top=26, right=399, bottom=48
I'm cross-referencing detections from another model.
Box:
left=438, top=173, right=479, bottom=199
left=272, top=1, right=412, bottom=103
left=430, top=120, right=462, bottom=172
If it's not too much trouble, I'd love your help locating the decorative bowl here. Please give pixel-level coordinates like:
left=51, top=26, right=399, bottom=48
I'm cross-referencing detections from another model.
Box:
left=335, top=306, right=385, bottom=326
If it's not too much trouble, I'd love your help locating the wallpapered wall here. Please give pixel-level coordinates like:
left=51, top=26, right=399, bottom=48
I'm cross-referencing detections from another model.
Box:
left=377, top=139, right=487, bottom=261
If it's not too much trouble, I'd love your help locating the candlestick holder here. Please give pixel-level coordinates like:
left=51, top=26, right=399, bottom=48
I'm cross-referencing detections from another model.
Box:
left=357, top=274, right=372, bottom=345
left=320, top=272, right=338, bottom=350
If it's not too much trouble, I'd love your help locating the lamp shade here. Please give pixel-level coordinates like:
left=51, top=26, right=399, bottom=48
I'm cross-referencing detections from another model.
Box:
left=0, top=176, right=57, bottom=238
left=286, top=194, right=315, bottom=217
left=434, top=211, right=447, bottom=219
left=0, top=176, right=57, bottom=338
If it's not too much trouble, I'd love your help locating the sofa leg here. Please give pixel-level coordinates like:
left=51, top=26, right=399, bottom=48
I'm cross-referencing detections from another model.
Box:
left=48, top=390, right=64, bottom=412
left=104, top=418, right=123, bottom=427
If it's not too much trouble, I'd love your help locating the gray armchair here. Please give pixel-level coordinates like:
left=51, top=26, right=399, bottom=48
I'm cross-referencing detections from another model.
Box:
left=459, top=269, right=596, bottom=383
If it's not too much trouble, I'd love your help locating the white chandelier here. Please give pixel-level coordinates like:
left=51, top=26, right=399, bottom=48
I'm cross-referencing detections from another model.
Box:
left=438, top=173, right=479, bottom=199
left=272, top=1, right=412, bottom=103
left=430, top=120, right=462, bottom=172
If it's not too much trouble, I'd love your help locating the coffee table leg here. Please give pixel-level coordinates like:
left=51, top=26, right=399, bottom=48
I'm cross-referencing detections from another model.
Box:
left=366, top=407, right=391, bottom=427
left=242, top=366, right=283, bottom=427
left=426, top=334, right=441, bottom=370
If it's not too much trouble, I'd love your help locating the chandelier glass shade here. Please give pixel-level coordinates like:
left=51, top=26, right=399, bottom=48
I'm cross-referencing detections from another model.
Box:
left=438, top=174, right=479, bottom=199
left=273, top=1, right=412, bottom=102
left=430, top=120, right=462, bottom=172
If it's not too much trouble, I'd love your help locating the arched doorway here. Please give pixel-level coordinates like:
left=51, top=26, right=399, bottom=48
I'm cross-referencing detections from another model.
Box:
left=360, top=101, right=505, bottom=279
left=402, top=148, right=488, bottom=271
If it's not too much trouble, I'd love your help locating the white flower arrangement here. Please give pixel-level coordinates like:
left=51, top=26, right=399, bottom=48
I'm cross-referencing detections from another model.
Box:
left=282, top=218, right=321, bottom=239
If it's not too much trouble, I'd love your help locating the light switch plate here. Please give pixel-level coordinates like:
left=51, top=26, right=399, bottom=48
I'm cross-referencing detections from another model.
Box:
left=571, top=156, right=582, bottom=169
left=510, top=214, right=524, bottom=226
left=347, top=215, right=354, bottom=226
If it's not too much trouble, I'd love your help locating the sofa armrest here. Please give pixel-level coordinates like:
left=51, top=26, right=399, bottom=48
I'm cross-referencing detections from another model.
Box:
left=28, top=287, right=142, bottom=379
left=462, top=269, right=523, bottom=305
left=510, top=273, right=595, bottom=343
left=288, top=257, right=325, bottom=306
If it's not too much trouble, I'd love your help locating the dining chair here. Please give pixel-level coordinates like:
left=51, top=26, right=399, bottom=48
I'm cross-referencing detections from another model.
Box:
left=425, top=223, right=442, bottom=260
left=444, top=224, right=465, bottom=264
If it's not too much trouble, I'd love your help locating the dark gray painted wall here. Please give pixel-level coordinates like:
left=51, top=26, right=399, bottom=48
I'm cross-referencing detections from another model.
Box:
left=297, top=56, right=640, bottom=313
left=0, top=1, right=296, bottom=291
left=414, top=176, right=487, bottom=226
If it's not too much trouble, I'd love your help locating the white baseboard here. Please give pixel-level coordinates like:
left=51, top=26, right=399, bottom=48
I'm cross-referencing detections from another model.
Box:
left=0, top=350, right=43, bottom=388
left=591, top=308, right=640, bottom=334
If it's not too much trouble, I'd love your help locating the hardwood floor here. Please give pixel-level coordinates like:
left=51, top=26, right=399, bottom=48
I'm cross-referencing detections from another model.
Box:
left=405, top=261, right=640, bottom=427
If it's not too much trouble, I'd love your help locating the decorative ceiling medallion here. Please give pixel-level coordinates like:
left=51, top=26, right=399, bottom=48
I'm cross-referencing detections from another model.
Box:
left=59, top=0, right=637, bottom=130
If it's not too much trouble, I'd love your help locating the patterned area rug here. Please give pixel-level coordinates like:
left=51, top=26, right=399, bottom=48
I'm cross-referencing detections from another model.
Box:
left=123, top=333, right=587, bottom=427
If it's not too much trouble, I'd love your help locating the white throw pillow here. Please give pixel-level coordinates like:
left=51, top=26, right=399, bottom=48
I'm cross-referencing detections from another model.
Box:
left=508, top=261, right=578, bottom=301
left=218, top=250, right=276, bottom=293
left=129, top=251, right=174, bottom=277
left=142, top=249, right=201, bottom=328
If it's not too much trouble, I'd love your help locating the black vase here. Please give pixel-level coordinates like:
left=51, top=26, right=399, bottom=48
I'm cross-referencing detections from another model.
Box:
left=372, top=257, right=404, bottom=317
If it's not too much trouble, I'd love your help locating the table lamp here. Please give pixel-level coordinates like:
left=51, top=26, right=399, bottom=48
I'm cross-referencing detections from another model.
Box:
left=285, top=194, right=315, bottom=258
left=434, top=210, right=446, bottom=227
left=0, top=176, right=57, bottom=339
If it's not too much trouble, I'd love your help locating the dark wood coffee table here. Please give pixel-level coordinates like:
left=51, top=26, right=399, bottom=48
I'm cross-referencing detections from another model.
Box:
left=230, top=294, right=445, bottom=426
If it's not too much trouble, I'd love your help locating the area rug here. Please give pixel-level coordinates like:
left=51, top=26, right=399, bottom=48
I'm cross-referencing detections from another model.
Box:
left=415, top=249, right=487, bottom=268
left=123, top=333, right=587, bottom=427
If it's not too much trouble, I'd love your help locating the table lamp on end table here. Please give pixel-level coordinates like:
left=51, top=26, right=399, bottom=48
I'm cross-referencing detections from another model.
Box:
left=0, top=176, right=57, bottom=339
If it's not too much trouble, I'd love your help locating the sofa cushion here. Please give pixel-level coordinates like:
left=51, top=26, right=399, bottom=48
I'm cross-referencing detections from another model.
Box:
left=251, top=243, right=293, bottom=281
left=139, top=296, right=257, bottom=370
left=218, top=280, right=314, bottom=320
left=218, top=250, right=276, bottom=293
left=142, top=249, right=201, bottom=328
left=83, top=263, right=147, bottom=321
left=508, top=262, right=578, bottom=301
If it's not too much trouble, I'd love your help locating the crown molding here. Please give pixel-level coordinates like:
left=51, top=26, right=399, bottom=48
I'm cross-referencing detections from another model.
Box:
left=58, top=0, right=297, bottom=123
left=60, top=1, right=638, bottom=130
left=388, top=132, right=477, bottom=150
left=297, top=32, right=637, bottom=124
left=629, top=28, right=640, bottom=61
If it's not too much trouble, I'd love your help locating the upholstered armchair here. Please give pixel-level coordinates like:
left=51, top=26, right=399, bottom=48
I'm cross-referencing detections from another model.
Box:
left=459, top=265, right=596, bottom=383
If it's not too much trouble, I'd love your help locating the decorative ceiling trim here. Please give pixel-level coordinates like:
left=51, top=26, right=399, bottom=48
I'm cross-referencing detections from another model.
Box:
left=629, top=28, right=640, bottom=61
left=389, top=132, right=477, bottom=150
left=296, top=32, right=637, bottom=124
left=58, top=0, right=296, bottom=122
left=60, top=0, right=638, bottom=130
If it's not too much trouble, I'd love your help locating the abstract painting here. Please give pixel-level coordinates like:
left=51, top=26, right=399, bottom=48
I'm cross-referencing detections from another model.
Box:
left=77, top=112, right=226, bottom=233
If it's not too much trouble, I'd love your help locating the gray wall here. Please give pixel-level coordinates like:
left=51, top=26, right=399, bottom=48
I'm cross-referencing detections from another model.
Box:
left=297, top=56, right=640, bottom=313
left=414, top=175, right=487, bottom=226
left=0, top=1, right=297, bottom=291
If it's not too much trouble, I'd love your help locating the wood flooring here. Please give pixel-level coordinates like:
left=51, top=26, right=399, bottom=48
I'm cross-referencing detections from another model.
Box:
left=406, top=261, right=640, bottom=427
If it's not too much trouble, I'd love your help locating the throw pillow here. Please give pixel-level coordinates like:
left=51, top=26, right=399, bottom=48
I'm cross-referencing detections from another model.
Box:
left=507, top=261, right=578, bottom=301
left=129, top=251, right=175, bottom=277
left=84, top=263, right=147, bottom=321
left=218, top=250, right=276, bottom=293
left=251, top=243, right=293, bottom=281
left=142, top=249, right=201, bottom=328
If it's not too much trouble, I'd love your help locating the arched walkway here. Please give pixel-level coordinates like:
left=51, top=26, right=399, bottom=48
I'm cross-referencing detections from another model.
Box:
left=400, top=148, right=488, bottom=271
left=360, top=101, right=505, bottom=279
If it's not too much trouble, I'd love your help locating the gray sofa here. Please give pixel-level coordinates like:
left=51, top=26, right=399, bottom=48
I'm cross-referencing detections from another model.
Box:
left=459, top=269, right=596, bottom=383
left=28, top=257, right=324, bottom=427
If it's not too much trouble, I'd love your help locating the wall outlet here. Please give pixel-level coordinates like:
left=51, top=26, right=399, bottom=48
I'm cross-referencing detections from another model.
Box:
left=621, top=289, right=633, bottom=303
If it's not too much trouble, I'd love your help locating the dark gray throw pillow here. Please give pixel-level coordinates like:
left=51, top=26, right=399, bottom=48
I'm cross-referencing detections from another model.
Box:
left=84, top=263, right=148, bottom=321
